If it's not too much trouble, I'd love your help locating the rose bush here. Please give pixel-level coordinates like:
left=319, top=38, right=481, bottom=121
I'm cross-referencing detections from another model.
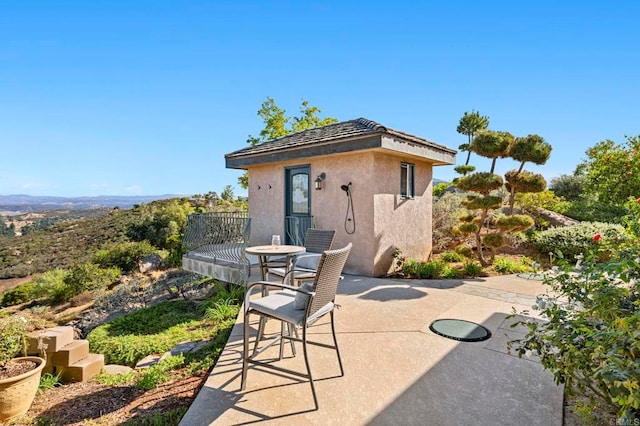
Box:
left=511, top=197, right=640, bottom=422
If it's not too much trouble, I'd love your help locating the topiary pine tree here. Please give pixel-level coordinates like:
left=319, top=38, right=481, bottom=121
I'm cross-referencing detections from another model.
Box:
left=505, top=134, right=552, bottom=214
left=455, top=172, right=504, bottom=266
left=471, top=130, right=514, bottom=173
left=457, top=110, right=489, bottom=166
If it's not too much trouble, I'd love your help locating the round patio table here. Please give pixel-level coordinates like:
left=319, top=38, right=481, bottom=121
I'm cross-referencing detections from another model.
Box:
left=245, top=245, right=306, bottom=283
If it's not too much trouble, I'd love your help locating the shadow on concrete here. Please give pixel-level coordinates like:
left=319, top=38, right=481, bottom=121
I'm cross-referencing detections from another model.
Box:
left=359, top=286, right=427, bottom=301
left=368, top=312, right=561, bottom=426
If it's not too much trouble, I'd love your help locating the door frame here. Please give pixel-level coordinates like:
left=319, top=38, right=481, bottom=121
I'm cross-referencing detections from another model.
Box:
left=284, top=164, right=312, bottom=245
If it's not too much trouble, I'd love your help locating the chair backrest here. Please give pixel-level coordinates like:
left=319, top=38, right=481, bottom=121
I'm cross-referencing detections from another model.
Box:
left=304, top=229, right=336, bottom=254
left=307, top=243, right=352, bottom=317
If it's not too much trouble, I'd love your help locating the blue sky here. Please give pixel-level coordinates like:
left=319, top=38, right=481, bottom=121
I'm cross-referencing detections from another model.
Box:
left=1, top=1, right=638, bottom=197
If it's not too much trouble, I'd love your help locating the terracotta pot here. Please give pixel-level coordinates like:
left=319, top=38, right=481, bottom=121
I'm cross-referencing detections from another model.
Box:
left=0, top=356, right=45, bottom=421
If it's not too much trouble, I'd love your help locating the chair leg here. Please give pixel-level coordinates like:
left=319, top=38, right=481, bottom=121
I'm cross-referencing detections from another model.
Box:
left=302, top=326, right=319, bottom=410
left=241, top=310, right=250, bottom=390
left=279, top=322, right=285, bottom=360
left=252, top=316, right=266, bottom=355
left=330, top=311, right=344, bottom=376
left=278, top=322, right=297, bottom=360
left=288, top=323, right=297, bottom=356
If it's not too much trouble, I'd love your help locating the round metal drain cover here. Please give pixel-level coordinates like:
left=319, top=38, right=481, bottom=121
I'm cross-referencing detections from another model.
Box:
left=429, top=319, right=491, bottom=342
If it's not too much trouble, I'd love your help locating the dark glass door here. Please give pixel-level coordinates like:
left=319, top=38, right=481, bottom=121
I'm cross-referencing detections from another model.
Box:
left=285, top=165, right=312, bottom=245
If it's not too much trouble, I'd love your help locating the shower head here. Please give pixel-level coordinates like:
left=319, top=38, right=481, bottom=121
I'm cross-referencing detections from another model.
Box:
left=340, top=182, right=352, bottom=192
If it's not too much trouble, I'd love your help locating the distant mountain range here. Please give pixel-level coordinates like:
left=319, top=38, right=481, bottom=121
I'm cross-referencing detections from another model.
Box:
left=0, top=194, right=182, bottom=213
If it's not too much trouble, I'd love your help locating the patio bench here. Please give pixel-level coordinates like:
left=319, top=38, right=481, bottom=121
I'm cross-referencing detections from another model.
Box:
left=182, top=212, right=251, bottom=284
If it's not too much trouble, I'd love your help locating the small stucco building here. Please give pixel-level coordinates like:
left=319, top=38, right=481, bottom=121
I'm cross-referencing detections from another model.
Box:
left=225, top=118, right=456, bottom=277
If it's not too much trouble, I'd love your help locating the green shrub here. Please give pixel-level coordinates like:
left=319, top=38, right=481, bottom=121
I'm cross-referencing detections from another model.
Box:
left=432, top=191, right=470, bottom=251
left=63, top=262, right=120, bottom=300
left=455, top=245, right=474, bottom=258
left=38, top=373, right=62, bottom=394
left=564, top=200, right=627, bottom=223
left=92, top=241, right=156, bottom=273
left=95, top=371, right=137, bottom=386
left=433, top=182, right=452, bottom=197
left=165, top=244, right=186, bottom=268
left=31, top=269, right=69, bottom=302
left=531, top=222, right=626, bottom=260
left=425, top=261, right=450, bottom=279
left=510, top=249, right=640, bottom=422
left=549, top=174, right=584, bottom=201
left=401, top=259, right=421, bottom=278
left=1, top=282, right=35, bottom=307
left=440, top=252, right=465, bottom=263
left=205, top=299, right=240, bottom=322
left=442, top=267, right=462, bottom=279
left=493, top=257, right=528, bottom=274
left=462, top=261, right=483, bottom=277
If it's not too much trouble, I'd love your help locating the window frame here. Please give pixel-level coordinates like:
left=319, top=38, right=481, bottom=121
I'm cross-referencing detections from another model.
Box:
left=400, top=162, right=415, bottom=199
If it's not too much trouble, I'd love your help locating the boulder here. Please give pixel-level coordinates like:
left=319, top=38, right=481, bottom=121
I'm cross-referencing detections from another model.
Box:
left=139, top=253, right=163, bottom=273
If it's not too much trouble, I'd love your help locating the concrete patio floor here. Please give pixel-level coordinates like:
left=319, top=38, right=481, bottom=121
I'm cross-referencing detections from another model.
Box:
left=180, top=272, right=563, bottom=425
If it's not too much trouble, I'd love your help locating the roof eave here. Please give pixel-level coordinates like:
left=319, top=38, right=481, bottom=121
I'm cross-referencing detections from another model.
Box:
left=226, top=132, right=457, bottom=169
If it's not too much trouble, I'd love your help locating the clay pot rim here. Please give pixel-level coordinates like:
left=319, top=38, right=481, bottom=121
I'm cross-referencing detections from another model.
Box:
left=0, top=356, right=46, bottom=384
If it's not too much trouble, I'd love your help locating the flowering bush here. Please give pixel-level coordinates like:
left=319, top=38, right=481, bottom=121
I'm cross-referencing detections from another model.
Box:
left=511, top=198, right=640, bottom=422
left=531, top=221, right=626, bottom=259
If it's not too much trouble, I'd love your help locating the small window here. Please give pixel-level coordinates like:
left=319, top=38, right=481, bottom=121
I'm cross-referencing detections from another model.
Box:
left=400, top=162, right=415, bottom=199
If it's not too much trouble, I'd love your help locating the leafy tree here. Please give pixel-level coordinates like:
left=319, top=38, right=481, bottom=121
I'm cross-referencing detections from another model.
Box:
left=220, top=185, right=235, bottom=201
left=63, top=262, right=120, bottom=301
left=92, top=241, right=156, bottom=273
left=456, top=110, right=489, bottom=166
left=471, top=130, right=514, bottom=173
left=253, top=97, right=290, bottom=143
left=291, top=100, right=338, bottom=132
left=127, top=199, right=194, bottom=252
left=504, top=134, right=552, bottom=213
left=238, top=97, right=338, bottom=189
left=576, top=135, right=640, bottom=205
left=0, top=217, right=13, bottom=236
left=549, top=174, right=584, bottom=201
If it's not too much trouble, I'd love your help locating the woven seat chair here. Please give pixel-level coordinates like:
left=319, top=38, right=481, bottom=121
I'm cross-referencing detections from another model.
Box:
left=266, top=229, right=336, bottom=284
left=241, top=243, right=352, bottom=409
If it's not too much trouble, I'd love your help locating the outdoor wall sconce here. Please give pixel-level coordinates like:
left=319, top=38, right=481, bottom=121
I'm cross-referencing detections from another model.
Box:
left=315, top=172, right=326, bottom=190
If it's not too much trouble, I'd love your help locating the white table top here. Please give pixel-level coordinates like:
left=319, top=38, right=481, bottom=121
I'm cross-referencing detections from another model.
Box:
left=245, top=245, right=306, bottom=256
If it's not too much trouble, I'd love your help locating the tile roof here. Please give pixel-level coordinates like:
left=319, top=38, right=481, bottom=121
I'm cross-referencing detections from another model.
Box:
left=225, top=117, right=456, bottom=159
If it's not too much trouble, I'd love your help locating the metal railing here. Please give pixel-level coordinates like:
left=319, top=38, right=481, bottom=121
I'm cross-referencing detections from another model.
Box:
left=183, top=211, right=251, bottom=273
left=285, top=215, right=313, bottom=246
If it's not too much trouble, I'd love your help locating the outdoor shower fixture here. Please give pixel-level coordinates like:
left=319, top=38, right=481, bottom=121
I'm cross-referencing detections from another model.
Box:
left=315, top=172, right=326, bottom=190
left=341, top=182, right=355, bottom=234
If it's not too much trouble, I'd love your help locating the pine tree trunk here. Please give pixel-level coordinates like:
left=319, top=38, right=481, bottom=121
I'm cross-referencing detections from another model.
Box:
left=475, top=210, right=490, bottom=267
